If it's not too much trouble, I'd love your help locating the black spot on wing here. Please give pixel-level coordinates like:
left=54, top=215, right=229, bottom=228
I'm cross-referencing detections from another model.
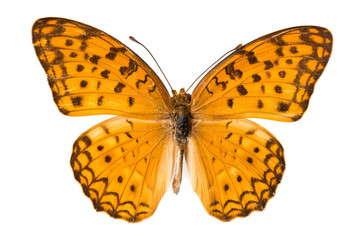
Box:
left=71, top=96, right=82, bottom=106
left=105, top=155, right=112, bottom=163
left=225, top=62, right=243, bottom=79
left=65, top=39, right=73, bottom=46
left=69, top=52, right=77, bottom=58
left=225, top=133, right=233, bottom=139
left=227, top=99, right=233, bottom=108
left=89, top=55, right=101, bottom=64
left=237, top=175, right=242, bottom=182
left=290, top=46, right=298, bottom=54
left=274, top=85, right=282, bottom=93
left=76, top=64, right=84, bottom=72
left=125, top=132, right=133, bottom=139
left=264, top=60, right=274, bottom=70
left=80, top=41, right=87, bottom=51
left=105, top=52, right=117, bottom=60
left=120, top=59, right=138, bottom=77
left=101, top=70, right=110, bottom=78
left=275, top=47, right=284, bottom=56
left=252, top=74, right=261, bottom=82
left=118, top=176, right=123, bottom=183
left=246, top=51, right=258, bottom=64
left=237, top=85, right=248, bottom=95
left=80, top=80, right=88, bottom=88
left=278, top=71, right=286, bottom=78
left=97, top=96, right=104, bottom=106
left=128, top=97, right=134, bottom=107
left=277, top=102, right=290, bottom=112
left=114, top=82, right=126, bottom=93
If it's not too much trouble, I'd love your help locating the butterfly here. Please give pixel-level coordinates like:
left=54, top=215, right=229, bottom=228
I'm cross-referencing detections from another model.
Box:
left=32, top=17, right=332, bottom=222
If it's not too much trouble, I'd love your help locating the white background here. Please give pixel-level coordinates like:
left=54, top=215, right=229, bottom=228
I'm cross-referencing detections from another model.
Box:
left=1, top=0, right=359, bottom=239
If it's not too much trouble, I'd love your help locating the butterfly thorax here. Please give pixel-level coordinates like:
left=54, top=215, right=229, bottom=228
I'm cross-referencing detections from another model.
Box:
left=171, top=88, right=192, bottom=148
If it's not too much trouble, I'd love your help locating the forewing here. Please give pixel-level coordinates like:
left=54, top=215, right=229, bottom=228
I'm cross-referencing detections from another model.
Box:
left=70, top=117, right=176, bottom=222
left=186, top=119, right=285, bottom=221
left=32, top=18, right=171, bottom=119
left=191, top=26, right=332, bottom=122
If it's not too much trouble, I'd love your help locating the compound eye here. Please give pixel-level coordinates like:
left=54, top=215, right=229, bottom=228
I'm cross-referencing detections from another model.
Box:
left=185, top=94, right=191, bottom=102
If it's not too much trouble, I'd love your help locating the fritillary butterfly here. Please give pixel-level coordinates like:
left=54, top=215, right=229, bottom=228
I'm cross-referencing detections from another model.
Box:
left=32, top=18, right=332, bottom=222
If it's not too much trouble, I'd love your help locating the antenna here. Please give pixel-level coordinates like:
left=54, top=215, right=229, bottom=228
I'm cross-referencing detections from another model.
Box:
left=129, top=36, right=174, bottom=92
left=185, top=43, right=243, bottom=93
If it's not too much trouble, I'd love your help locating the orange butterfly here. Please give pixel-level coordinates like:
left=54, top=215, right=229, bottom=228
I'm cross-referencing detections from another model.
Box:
left=32, top=18, right=332, bottom=222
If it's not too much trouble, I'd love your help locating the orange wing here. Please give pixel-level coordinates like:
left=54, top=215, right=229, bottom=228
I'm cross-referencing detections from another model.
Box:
left=191, top=26, right=332, bottom=122
left=187, top=119, right=285, bottom=221
left=71, top=117, right=176, bottom=222
left=32, top=18, right=171, bottom=119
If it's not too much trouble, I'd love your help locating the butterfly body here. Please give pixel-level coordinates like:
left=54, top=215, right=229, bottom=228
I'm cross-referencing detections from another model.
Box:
left=32, top=18, right=332, bottom=222
left=169, top=88, right=192, bottom=193
left=171, top=88, right=192, bottom=147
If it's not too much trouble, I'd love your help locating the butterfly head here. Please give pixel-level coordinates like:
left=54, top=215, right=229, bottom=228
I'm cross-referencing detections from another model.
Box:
left=171, top=88, right=191, bottom=107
